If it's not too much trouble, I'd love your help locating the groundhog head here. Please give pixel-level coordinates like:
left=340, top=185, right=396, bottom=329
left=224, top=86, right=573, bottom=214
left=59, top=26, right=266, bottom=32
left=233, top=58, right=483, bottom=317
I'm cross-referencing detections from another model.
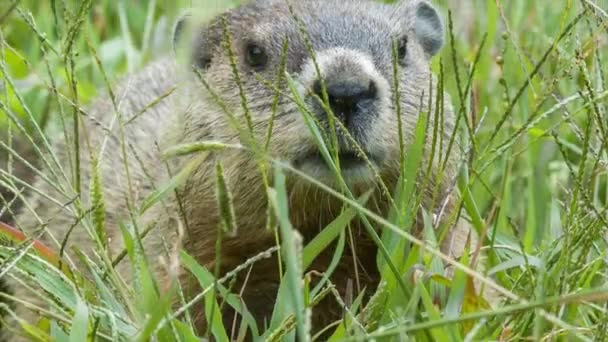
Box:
left=174, top=0, right=451, bottom=197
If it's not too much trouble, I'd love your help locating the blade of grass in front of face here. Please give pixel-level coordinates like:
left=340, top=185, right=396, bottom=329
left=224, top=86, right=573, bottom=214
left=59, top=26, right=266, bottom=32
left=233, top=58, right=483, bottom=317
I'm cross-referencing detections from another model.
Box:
left=283, top=73, right=336, bottom=176
left=285, top=69, right=415, bottom=308
left=287, top=4, right=341, bottom=165
left=269, top=166, right=309, bottom=342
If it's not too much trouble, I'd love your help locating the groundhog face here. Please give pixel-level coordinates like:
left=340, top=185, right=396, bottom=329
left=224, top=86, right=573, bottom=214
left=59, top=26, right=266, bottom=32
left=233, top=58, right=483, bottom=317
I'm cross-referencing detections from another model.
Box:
left=176, top=0, right=446, bottom=187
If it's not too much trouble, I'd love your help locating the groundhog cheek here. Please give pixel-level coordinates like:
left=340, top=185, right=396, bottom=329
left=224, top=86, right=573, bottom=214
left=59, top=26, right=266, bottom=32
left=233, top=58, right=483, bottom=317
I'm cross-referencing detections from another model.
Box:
left=269, top=115, right=308, bottom=140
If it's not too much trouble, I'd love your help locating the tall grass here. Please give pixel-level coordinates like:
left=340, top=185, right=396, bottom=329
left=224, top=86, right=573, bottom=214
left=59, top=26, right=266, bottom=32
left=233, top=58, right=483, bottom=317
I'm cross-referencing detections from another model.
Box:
left=1, top=0, right=608, bottom=341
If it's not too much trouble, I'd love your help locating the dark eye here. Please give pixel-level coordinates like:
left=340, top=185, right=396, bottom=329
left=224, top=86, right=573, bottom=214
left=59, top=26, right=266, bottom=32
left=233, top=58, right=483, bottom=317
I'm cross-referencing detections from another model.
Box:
left=396, top=36, right=408, bottom=62
left=245, top=43, right=268, bottom=69
left=196, top=56, right=212, bottom=70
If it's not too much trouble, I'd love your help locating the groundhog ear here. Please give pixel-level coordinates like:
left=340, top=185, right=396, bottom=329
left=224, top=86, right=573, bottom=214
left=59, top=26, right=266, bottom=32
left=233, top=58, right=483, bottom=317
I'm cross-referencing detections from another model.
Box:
left=413, top=1, right=444, bottom=56
left=172, top=13, right=192, bottom=53
left=173, top=14, right=216, bottom=70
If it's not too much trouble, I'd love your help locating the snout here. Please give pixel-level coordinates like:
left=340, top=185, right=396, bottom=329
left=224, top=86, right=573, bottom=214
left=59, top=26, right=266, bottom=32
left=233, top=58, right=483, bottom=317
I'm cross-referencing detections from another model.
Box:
left=300, top=48, right=386, bottom=137
left=293, top=48, right=391, bottom=180
left=312, top=78, right=378, bottom=128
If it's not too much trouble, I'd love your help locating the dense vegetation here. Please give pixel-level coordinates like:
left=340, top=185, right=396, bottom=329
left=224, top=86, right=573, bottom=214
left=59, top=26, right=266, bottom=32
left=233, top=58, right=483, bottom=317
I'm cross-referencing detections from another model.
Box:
left=1, top=0, right=607, bottom=340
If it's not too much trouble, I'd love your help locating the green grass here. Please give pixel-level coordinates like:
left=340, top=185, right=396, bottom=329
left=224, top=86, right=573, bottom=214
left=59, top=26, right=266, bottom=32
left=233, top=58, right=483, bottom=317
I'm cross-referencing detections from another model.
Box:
left=1, top=0, right=608, bottom=341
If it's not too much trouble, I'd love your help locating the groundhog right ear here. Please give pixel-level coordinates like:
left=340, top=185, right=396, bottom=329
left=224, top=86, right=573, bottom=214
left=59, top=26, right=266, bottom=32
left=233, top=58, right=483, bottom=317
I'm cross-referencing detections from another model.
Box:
left=412, top=1, right=444, bottom=56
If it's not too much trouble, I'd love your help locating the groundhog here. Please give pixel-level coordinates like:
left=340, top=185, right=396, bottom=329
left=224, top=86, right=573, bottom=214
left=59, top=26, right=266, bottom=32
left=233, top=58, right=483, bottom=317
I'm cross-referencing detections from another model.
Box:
left=3, top=0, right=476, bottom=339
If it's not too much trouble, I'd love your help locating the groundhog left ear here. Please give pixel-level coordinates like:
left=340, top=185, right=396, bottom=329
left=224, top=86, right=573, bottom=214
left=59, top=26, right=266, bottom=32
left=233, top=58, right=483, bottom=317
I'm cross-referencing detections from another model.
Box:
left=412, top=1, right=444, bottom=56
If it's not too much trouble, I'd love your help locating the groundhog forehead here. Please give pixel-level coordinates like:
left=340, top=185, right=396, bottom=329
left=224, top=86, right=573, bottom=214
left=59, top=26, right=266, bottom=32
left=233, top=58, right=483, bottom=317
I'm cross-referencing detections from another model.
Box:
left=237, top=1, right=398, bottom=51
left=192, top=0, right=431, bottom=74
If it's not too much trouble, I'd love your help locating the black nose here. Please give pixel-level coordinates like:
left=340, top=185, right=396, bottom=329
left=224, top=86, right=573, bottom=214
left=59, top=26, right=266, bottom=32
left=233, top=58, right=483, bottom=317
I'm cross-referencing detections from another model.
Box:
left=313, top=80, right=377, bottom=124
